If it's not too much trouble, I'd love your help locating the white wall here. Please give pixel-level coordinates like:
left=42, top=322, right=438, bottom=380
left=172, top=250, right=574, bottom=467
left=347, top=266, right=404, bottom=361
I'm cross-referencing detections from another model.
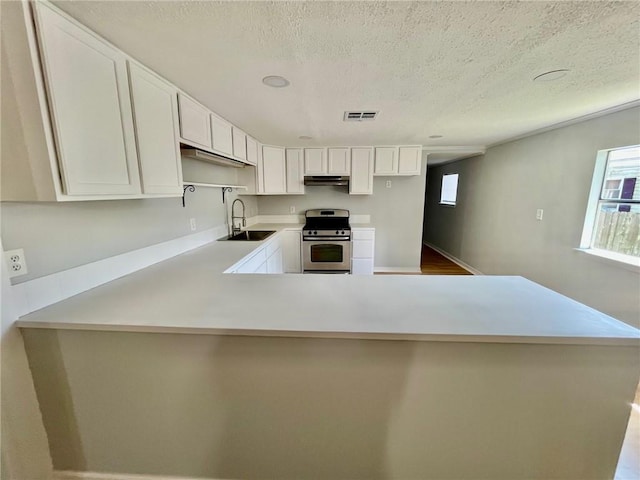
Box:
left=257, top=160, right=427, bottom=270
left=424, top=107, right=640, bottom=327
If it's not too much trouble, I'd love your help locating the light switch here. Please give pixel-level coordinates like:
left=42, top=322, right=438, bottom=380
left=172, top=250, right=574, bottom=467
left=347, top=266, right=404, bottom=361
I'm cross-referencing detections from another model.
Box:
left=386, top=180, right=392, bottom=188
left=536, top=209, right=544, bottom=221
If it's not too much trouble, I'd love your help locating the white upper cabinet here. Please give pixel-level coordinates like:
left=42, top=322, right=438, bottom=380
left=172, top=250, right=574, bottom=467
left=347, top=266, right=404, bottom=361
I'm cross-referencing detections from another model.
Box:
left=33, top=2, right=141, bottom=196
left=128, top=62, right=182, bottom=195
left=398, top=146, right=422, bottom=175
left=374, top=147, right=398, bottom=175
left=350, top=148, right=374, bottom=195
left=304, top=148, right=327, bottom=175
left=286, top=149, right=305, bottom=194
left=245, top=136, right=258, bottom=166
left=327, top=148, right=351, bottom=175
left=177, top=94, right=211, bottom=149
left=262, top=146, right=287, bottom=194
left=374, top=146, right=422, bottom=176
left=232, top=127, right=247, bottom=161
left=210, top=115, right=233, bottom=156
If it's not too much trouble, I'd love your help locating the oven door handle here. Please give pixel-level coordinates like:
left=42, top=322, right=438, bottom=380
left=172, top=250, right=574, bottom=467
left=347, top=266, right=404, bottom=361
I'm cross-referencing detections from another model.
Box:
left=303, top=237, right=351, bottom=241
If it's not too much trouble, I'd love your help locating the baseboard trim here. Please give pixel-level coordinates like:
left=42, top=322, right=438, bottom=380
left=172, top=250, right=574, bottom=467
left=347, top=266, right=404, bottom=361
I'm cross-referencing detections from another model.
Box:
left=374, top=266, right=422, bottom=273
left=54, top=471, right=222, bottom=480
left=423, top=242, right=483, bottom=275
left=11, top=225, right=227, bottom=317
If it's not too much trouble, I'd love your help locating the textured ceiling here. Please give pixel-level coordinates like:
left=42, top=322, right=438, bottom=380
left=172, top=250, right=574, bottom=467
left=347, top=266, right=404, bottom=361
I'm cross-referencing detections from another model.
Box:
left=53, top=1, right=640, bottom=162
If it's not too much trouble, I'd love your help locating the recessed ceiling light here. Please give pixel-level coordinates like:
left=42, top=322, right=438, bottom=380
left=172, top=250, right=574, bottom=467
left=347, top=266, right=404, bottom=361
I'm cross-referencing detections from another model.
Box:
left=299, top=135, right=313, bottom=140
left=262, top=75, right=290, bottom=88
left=533, top=69, right=570, bottom=82
left=429, top=135, right=443, bottom=139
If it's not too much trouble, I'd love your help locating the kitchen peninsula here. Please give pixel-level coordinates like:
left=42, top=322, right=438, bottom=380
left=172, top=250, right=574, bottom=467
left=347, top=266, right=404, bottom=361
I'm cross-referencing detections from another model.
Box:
left=18, top=226, right=640, bottom=480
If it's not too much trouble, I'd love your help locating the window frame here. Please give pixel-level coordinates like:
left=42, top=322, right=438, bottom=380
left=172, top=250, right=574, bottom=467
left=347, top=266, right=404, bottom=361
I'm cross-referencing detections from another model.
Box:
left=440, top=173, right=459, bottom=206
left=578, top=145, right=640, bottom=270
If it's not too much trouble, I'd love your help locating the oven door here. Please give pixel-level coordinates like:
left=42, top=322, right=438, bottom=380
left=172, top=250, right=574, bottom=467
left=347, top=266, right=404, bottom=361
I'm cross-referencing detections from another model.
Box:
left=303, top=239, right=351, bottom=273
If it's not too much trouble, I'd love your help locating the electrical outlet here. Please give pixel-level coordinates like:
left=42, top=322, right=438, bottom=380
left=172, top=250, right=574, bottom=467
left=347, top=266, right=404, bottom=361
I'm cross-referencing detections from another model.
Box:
left=536, top=209, right=544, bottom=221
left=386, top=180, right=392, bottom=188
left=289, top=206, right=296, bottom=214
left=4, top=248, right=28, bottom=278
left=190, top=218, right=197, bottom=231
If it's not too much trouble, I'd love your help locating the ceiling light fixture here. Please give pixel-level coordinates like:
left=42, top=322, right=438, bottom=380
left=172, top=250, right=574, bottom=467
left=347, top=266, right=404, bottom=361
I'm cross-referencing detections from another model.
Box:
left=533, top=69, right=570, bottom=82
left=299, top=135, right=313, bottom=140
left=429, top=135, right=443, bottom=139
left=262, top=75, right=290, bottom=88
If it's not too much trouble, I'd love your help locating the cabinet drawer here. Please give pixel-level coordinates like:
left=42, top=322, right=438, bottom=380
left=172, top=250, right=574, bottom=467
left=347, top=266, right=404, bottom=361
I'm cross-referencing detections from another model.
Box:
left=352, top=258, right=374, bottom=275
left=352, top=239, right=374, bottom=259
left=352, top=229, right=375, bottom=241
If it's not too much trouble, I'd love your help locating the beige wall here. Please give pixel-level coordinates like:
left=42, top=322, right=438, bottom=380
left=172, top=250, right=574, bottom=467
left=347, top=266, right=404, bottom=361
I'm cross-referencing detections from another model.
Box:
left=257, top=158, right=428, bottom=269
left=1, top=237, right=53, bottom=479
left=424, top=107, right=640, bottom=327
left=23, top=328, right=639, bottom=479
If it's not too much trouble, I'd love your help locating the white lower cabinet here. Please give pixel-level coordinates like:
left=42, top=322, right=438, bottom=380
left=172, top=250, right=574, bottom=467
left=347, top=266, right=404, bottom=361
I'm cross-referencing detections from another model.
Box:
left=282, top=230, right=302, bottom=273
left=229, top=234, right=284, bottom=274
left=351, top=228, right=375, bottom=275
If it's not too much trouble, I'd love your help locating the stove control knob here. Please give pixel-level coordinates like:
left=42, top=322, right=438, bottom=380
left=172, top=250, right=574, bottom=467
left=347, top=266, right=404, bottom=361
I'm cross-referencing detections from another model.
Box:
left=335, top=230, right=339, bottom=234
left=314, top=231, right=317, bottom=235
left=341, top=230, right=345, bottom=235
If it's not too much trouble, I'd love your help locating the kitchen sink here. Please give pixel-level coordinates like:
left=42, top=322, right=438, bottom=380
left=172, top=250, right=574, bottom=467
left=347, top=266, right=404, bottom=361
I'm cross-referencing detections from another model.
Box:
left=221, top=230, right=276, bottom=241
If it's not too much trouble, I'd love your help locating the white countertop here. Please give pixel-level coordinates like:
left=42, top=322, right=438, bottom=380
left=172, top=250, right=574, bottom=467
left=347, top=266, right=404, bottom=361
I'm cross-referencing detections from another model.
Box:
left=16, top=225, right=640, bottom=346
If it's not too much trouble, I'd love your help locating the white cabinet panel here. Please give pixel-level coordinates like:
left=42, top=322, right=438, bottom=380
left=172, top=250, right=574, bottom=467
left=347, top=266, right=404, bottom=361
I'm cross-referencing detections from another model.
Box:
left=282, top=230, right=302, bottom=273
left=210, top=115, right=233, bottom=156
left=286, top=149, right=305, bottom=194
left=245, top=136, right=258, bottom=166
left=235, top=249, right=267, bottom=273
left=350, top=148, right=374, bottom=195
left=374, top=147, right=398, bottom=175
left=398, top=146, right=422, bottom=175
left=351, top=228, right=375, bottom=275
left=34, top=2, right=141, bottom=196
left=232, top=127, right=247, bottom=161
left=267, top=248, right=283, bottom=274
left=304, top=148, right=327, bottom=175
left=128, top=63, right=182, bottom=195
left=262, top=146, right=286, bottom=194
left=178, top=94, right=211, bottom=148
left=328, top=148, right=351, bottom=175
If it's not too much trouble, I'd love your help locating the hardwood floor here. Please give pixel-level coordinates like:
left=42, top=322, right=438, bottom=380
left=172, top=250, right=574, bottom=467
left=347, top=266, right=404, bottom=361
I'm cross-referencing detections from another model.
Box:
left=375, top=245, right=472, bottom=275
left=421, top=244, right=472, bottom=275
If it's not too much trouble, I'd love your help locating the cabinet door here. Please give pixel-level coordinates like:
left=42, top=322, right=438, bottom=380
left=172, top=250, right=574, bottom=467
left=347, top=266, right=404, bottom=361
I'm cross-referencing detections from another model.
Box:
left=128, top=63, right=182, bottom=195
left=178, top=94, right=211, bottom=148
left=232, top=127, right=247, bottom=161
left=262, top=146, right=286, bottom=194
left=282, top=230, right=302, bottom=273
left=350, top=148, right=374, bottom=195
left=245, top=136, right=258, bottom=166
left=327, top=148, right=351, bottom=175
left=398, top=146, right=422, bottom=175
left=286, top=149, right=305, bottom=194
left=210, top=115, right=233, bottom=156
left=374, top=147, right=398, bottom=175
left=34, top=2, right=141, bottom=196
left=267, top=248, right=283, bottom=274
left=304, top=148, right=327, bottom=175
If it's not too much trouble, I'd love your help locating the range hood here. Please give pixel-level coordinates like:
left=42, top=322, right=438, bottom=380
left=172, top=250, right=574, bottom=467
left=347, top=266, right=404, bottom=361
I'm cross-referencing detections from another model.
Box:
left=304, top=176, right=349, bottom=186
left=180, top=147, right=245, bottom=168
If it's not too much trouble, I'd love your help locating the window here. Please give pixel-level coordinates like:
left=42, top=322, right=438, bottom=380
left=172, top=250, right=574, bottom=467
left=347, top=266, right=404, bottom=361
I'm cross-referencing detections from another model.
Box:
left=440, top=173, right=459, bottom=206
left=580, top=145, right=640, bottom=266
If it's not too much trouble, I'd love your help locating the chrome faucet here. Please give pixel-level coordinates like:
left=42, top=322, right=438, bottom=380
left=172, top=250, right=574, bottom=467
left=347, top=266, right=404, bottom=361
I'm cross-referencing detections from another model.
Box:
left=231, top=198, right=246, bottom=235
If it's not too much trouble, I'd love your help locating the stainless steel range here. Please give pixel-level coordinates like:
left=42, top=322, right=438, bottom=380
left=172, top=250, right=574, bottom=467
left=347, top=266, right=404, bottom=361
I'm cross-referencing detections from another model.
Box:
left=302, top=209, right=351, bottom=274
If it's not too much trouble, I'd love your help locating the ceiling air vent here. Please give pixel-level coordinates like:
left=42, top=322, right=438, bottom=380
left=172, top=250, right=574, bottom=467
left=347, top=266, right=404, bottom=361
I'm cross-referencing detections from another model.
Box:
left=343, top=111, right=378, bottom=122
